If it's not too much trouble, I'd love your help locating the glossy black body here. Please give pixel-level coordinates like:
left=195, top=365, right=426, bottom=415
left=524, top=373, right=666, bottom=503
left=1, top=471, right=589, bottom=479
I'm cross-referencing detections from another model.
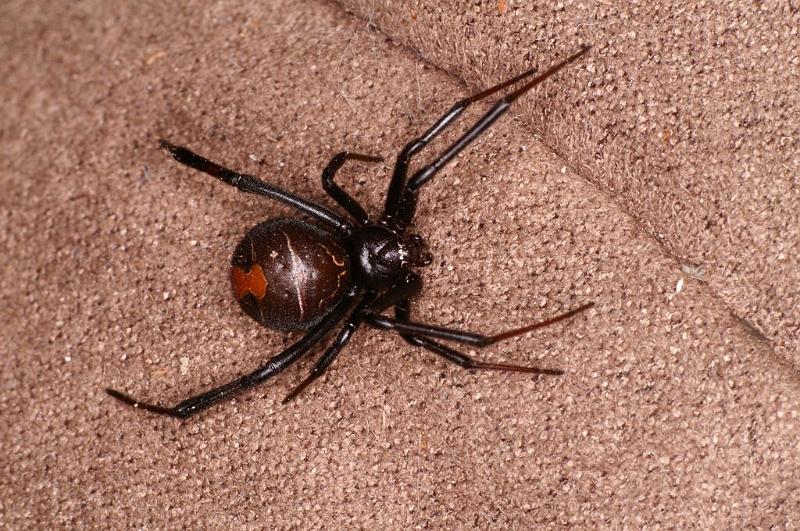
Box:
left=231, top=218, right=350, bottom=331
left=105, top=46, right=594, bottom=419
left=348, top=225, right=429, bottom=289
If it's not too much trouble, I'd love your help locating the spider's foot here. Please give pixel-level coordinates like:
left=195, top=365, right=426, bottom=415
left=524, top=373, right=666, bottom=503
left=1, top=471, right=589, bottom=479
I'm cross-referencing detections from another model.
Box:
left=281, top=374, right=317, bottom=405
left=487, top=301, right=595, bottom=345
left=158, top=139, right=183, bottom=158
left=105, top=388, right=187, bottom=419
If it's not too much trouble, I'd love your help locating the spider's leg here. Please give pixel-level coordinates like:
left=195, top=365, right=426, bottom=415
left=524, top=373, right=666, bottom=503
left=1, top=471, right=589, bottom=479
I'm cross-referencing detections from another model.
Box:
left=105, top=291, right=358, bottom=419
left=380, top=56, right=554, bottom=225
left=282, top=293, right=375, bottom=403
left=366, top=302, right=593, bottom=346
left=390, top=46, right=590, bottom=228
left=389, top=300, right=567, bottom=376
left=283, top=271, right=424, bottom=403
left=159, top=140, right=352, bottom=235
left=365, top=271, right=423, bottom=313
left=322, top=151, right=384, bottom=225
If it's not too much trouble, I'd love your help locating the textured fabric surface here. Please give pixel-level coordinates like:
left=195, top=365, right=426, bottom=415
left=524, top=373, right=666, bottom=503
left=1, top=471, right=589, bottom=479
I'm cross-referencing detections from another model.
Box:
left=339, top=0, right=800, bottom=364
left=1, top=1, right=798, bottom=528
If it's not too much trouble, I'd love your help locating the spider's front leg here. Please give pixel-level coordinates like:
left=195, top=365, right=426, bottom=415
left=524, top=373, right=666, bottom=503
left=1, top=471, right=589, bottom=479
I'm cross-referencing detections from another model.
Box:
left=381, top=46, right=590, bottom=229
left=381, top=300, right=593, bottom=375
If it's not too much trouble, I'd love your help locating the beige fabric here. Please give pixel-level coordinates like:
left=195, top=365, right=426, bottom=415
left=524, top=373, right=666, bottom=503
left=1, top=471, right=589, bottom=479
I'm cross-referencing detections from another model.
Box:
left=2, top=1, right=797, bottom=527
left=338, top=0, right=800, bottom=364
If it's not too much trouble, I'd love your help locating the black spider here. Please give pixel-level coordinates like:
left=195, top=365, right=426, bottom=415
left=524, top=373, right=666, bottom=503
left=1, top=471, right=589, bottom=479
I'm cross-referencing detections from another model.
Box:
left=106, top=46, right=593, bottom=419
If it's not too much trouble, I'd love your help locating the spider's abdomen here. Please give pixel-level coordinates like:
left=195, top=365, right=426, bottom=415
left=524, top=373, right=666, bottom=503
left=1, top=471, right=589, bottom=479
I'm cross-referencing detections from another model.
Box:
left=231, top=218, right=350, bottom=331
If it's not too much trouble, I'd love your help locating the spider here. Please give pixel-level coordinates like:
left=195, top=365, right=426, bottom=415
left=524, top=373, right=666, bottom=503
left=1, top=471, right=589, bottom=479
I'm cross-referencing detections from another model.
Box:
left=106, top=46, right=593, bottom=419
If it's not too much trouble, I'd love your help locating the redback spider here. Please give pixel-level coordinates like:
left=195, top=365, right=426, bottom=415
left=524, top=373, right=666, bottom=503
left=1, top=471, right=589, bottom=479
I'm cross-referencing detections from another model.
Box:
left=106, top=46, right=594, bottom=419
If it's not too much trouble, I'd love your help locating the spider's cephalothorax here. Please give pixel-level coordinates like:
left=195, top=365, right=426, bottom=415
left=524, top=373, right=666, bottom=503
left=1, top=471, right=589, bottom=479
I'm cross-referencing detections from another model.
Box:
left=348, top=225, right=432, bottom=289
left=106, top=46, right=595, bottom=419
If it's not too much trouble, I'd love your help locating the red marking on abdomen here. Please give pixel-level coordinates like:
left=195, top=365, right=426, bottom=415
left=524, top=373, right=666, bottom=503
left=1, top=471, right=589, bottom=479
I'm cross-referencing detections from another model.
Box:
left=231, top=264, right=268, bottom=300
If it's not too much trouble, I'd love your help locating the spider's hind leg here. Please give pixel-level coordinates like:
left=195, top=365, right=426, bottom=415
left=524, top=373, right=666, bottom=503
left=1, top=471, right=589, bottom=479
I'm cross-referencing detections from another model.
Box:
left=282, top=293, right=378, bottom=404
left=282, top=272, right=426, bottom=403
left=158, top=140, right=352, bottom=234
left=105, top=292, right=357, bottom=419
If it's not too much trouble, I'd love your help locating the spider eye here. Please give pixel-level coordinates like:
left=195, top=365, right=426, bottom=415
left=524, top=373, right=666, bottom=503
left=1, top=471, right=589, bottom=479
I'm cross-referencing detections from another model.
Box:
left=376, top=241, right=405, bottom=267
left=418, top=251, right=433, bottom=266
left=405, top=234, right=431, bottom=267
